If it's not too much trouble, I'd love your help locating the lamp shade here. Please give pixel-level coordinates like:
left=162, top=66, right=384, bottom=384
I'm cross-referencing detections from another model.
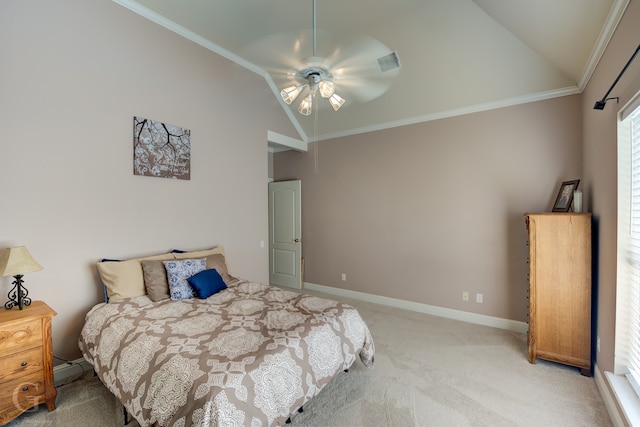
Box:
left=0, top=247, right=43, bottom=277
left=298, top=93, right=313, bottom=116
left=318, top=80, right=335, bottom=98
left=329, top=93, right=345, bottom=111
left=281, top=85, right=302, bottom=105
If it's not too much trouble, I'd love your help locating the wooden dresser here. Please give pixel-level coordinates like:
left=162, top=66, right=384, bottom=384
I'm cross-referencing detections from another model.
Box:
left=0, top=301, right=57, bottom=425
left=525, top=213, right=592, bottom=376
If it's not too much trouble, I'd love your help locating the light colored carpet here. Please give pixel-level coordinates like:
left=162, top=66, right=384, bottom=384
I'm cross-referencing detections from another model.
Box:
left=7, top=294, right=612, bottom=426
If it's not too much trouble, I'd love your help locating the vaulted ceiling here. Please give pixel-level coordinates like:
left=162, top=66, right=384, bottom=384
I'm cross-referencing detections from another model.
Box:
left=114, top=0, right=626, bottom=142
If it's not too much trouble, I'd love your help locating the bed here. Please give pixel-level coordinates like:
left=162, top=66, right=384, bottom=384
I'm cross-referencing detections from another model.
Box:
left=78, top=247, right=375, bottom=426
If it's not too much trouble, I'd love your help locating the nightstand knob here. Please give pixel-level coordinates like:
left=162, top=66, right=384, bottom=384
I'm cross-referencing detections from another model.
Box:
left=21, top=361, right=27, bottom=367
left=22, top=386, right=29, bottom=391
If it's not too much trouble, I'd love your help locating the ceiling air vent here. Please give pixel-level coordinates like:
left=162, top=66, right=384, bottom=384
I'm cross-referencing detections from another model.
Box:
left=376, top=51, right=401, bottom=74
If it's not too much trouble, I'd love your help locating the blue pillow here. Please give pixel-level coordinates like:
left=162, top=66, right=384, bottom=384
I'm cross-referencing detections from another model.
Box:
left=187, top=268, right=227, bottom=299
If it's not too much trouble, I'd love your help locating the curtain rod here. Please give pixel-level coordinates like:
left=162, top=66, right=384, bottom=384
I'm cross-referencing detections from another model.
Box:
left=594, top=43, right=640, bottom=110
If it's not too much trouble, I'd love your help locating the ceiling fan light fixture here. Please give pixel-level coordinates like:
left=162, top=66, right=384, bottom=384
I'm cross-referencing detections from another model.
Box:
left=280, top=0, right=350, bottom=116
left=318, top=80, right=335, bottom=98
left=281, top=85, right=302, bottom=105
left=298, top=93, right=313, bottom=116
left=328, top=93, right=345, bottom=111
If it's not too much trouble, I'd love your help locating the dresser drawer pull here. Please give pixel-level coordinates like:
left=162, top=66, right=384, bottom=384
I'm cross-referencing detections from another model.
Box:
left=22, top=386, right=29, bottom=392
left=21, top=361, right=27, bottom=367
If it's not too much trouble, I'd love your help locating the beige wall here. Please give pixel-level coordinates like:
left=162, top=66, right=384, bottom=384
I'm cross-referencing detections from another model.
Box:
left=274, top=95, right=583, bottom=321
left=582, top=0, right=640, bottom=375
left=0, top=0, right=296, bottom=361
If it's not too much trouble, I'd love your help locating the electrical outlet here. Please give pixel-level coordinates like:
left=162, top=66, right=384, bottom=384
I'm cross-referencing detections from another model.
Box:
left=341, top=273, right=346, bottom=281
left=462, top=292, right=469, bottom=301
left=476, top=293, right=483, bottom=303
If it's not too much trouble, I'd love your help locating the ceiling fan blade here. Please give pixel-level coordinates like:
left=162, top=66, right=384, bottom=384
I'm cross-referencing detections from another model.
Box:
left=321, top=33, right=400, bottom=103
left=241, top=30, right=314, bottom=73
left=335, top=77, right=395, bottom=103
left=323, top=33, right=391, bottom=69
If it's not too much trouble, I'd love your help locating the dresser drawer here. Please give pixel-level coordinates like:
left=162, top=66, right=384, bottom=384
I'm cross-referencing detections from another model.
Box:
left=0, top=319, right=42, bottom=358
left=0, top=346, right=43, bottom=383
left=0, top=371, right=45, bottom=412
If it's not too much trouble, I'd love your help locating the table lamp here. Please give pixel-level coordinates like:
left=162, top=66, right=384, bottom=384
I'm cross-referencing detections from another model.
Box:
left=0, top=246, right=43, bottom=310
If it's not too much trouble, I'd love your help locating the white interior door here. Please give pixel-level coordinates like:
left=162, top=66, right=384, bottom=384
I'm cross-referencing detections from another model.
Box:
left=268, top=180, right=302, bottom=288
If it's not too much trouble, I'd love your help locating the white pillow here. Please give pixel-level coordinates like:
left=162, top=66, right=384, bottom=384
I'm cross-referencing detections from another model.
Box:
left=163, top=258, right=206, bottom=300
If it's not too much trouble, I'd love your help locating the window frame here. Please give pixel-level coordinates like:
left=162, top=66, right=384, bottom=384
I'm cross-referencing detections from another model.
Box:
left=611, top=92, right=640, bottom=426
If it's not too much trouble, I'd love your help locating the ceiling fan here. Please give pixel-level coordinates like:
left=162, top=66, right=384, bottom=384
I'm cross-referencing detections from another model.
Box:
left=278, top=0, right=346, bottom=115
left=245, top=0, right=401, bottom=117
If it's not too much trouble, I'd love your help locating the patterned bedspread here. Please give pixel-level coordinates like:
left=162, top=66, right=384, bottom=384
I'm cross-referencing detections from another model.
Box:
left=79, top=280, right=375, bottom=426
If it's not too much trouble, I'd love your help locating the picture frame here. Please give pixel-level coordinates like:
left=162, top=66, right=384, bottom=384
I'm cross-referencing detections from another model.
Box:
left=552, top=180, right=580, bottom=212
left=133, top=116, right=191, bottom=180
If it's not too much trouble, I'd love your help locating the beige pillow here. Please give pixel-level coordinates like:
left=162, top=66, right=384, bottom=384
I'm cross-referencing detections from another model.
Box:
left=172, top=247, right=237, bottom=284
left=205, top=253, right=237, bottom=284
left=97, top=252, right=174, bottom=302
left=141, top=260, right=170, bottom=301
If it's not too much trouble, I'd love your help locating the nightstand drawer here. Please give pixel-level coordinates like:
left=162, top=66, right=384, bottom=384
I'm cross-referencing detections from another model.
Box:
left=0, top=319, right=42, bottom=357
left=0, top=371, right=45, bottom=412
left=0, top=346, right=43, bottom=383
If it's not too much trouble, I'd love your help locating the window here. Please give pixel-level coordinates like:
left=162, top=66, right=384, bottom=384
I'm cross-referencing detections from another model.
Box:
left=612, top=94, right=640, bottom=425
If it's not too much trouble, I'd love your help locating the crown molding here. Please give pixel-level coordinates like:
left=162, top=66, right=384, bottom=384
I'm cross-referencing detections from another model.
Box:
left=311, top=86, right=581, bottom=142
left=578, top=0, right=631, bottom=90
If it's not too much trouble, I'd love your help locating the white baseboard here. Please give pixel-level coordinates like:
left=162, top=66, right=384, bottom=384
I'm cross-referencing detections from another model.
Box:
left=54, top=358, right=93, bottom=386
left=595, top=365, right=626, bottom=427
left=303, top=282, right=528, bottom=334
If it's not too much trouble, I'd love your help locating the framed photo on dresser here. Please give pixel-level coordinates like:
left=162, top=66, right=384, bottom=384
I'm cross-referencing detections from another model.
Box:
left=552, top=180, right=580, bottom=212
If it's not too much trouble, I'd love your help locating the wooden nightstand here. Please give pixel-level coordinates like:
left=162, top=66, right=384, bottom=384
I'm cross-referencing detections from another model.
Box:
left=0, top=301, right=57, bottom=425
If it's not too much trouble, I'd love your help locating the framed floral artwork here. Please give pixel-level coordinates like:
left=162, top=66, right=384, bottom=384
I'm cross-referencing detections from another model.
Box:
left=133, top=117, right=191, bottom=180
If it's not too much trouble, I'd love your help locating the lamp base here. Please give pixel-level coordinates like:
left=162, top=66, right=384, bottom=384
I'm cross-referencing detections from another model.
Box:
left=5, top=274, right=31, bottom=310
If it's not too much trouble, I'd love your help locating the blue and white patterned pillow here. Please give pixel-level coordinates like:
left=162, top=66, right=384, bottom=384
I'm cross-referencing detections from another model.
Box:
left=163, top=258, right=206, bottom=300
